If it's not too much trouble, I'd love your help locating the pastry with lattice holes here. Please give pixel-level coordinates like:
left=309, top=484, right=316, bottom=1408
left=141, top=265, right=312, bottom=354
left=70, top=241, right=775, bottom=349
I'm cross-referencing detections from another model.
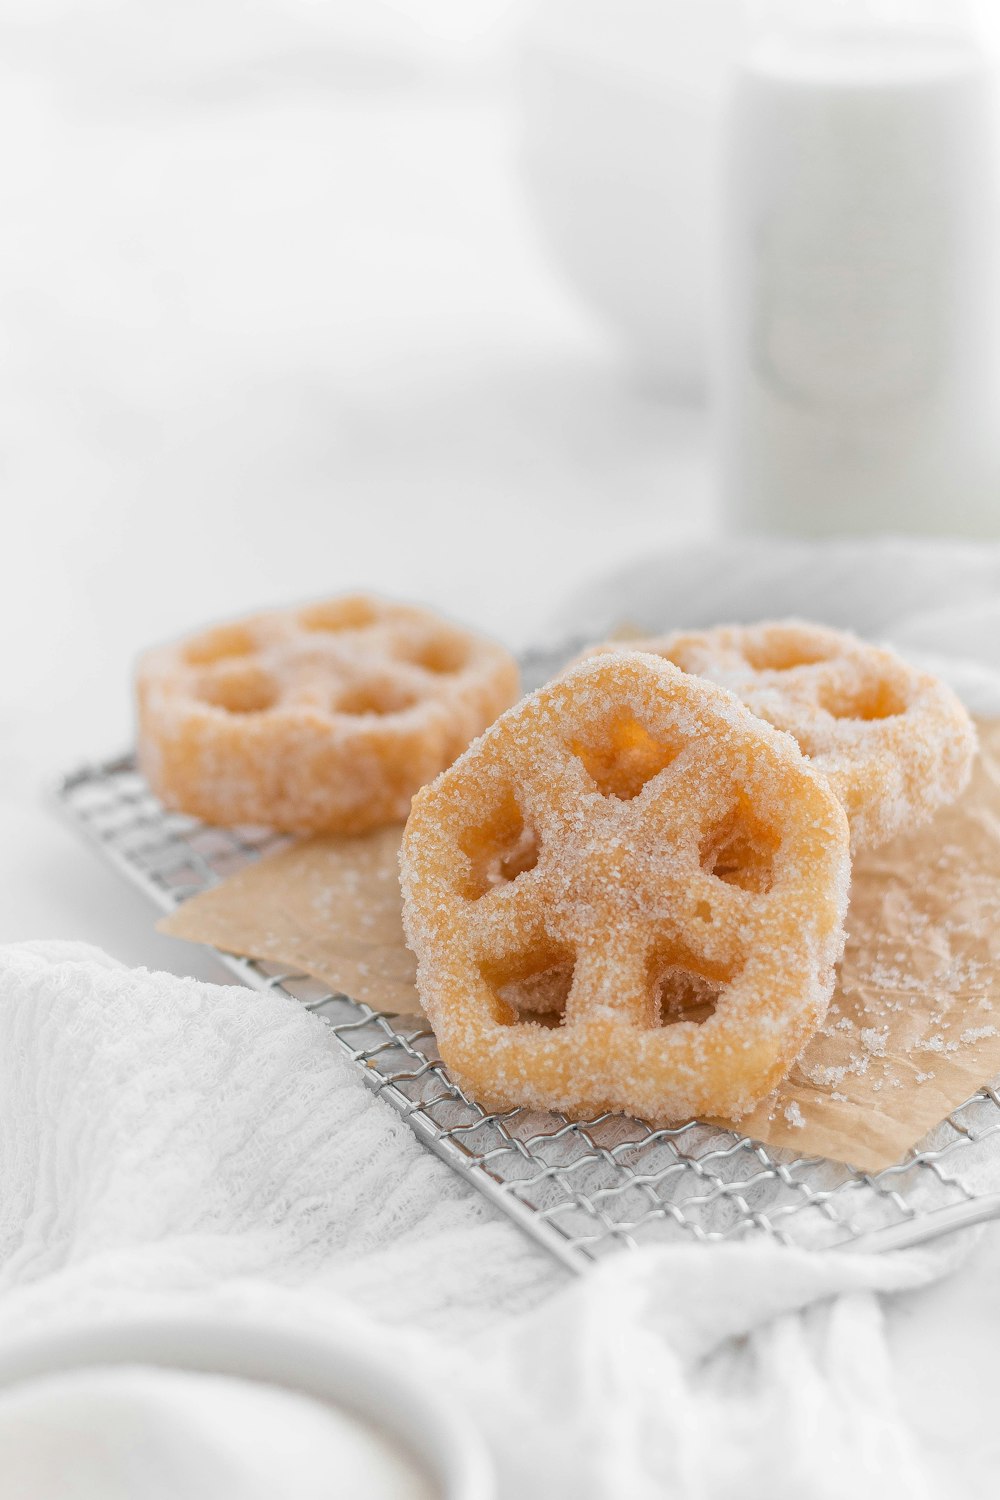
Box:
left=136, top=596, right=520, bottom=835
left=579, top=621, right=976, bottom=852
left=401, top=652, right=850, bottom=1123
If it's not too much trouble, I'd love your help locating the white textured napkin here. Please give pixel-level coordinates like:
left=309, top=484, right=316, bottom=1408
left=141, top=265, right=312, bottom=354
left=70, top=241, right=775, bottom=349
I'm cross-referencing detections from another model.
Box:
left=0, top=942, right=560, bottom=1342
left=552, top=536, right=1000, bottom=655
left=0, top=935, right=971, bottom=1498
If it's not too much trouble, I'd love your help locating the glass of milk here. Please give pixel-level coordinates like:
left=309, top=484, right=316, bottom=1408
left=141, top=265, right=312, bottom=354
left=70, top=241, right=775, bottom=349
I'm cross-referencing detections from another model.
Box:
left=719, top=0, right=1000, bottom=535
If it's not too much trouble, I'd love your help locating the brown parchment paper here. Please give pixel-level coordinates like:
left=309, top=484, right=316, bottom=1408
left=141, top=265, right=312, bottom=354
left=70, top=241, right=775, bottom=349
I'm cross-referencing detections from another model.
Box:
left=160, top=720, right=1000, bottom=1172
left=160, top=824, right=419, bottom=1015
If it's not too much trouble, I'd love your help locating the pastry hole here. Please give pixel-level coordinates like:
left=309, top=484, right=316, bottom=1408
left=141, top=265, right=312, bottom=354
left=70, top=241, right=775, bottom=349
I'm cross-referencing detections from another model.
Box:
left=481, top=946, right=574, bottom=1028
left=197, top=666, right=278, bottom=714
left=184, top=624, right=256, bottom=666
left=741, top=633, right=833, bottom=672
left=458, top=791, right=539, bottom=899
left=299, top=597, right=378, bottom=633
left=336, top=681, right=418, bottom=716
left=397, top=633, right=470, bottom=675
left=572, top=718, right=684, bottom=801
left=498, top=960, right=573, bottom=1026
left=701, top=807, right=780, bottom=895
left=817, top=678, right=907, bottom=721
left=655, top=968, right=722, bottom=1027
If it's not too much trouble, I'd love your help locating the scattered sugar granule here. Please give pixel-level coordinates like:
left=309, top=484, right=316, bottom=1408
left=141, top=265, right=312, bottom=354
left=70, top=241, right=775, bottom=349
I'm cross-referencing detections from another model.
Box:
left=830, top=1091, right=849, bottom=1102
left=800, top=1062, right=848, bottom=1088
left=859, top=1027, right=889, bottom=1057
left=914, top=1070, right=935, bottom=1084
left=783, top=1101, right=806, bottom=1129
left=836, top=1017, right=852, bottom=1032
left=921, top=1033, right=945, bottom=1053
left=960, top=1026, right=998, bottom=1045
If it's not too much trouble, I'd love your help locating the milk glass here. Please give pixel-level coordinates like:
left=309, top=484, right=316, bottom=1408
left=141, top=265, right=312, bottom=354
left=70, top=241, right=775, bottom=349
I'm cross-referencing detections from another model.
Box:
left=719, top=3, right=1000, bottom=535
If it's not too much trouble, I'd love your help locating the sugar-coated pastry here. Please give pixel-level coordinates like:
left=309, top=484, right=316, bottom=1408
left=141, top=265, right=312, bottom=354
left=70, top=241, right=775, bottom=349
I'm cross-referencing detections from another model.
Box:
left=137, top=595, right=520, bottom=835
left=401, top=653, right=850, bottom=1123
left=581, top=620, right=976, bottom=851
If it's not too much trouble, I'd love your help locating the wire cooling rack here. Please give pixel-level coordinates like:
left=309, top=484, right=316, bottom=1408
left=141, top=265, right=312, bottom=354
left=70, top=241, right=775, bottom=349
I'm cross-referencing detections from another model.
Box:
left=55, top=643, right=1000, bottom=1270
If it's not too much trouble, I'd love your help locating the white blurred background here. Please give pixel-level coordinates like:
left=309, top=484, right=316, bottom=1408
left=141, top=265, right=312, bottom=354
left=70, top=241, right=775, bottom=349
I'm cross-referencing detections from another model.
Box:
left=0, top=0, right=715, bottom=771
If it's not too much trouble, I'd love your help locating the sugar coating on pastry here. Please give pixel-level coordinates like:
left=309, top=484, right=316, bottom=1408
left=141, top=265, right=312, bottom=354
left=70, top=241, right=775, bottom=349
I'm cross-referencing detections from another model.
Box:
left=400, top=652, right=850, bottom=1124
left=581, top=621, right=977, bottom=852
left=136, top=595, right=520, bottom=835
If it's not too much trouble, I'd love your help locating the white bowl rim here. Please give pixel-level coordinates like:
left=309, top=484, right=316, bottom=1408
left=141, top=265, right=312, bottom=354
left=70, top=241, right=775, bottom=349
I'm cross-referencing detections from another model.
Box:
left=0, top=1312, right=493, bottom=1500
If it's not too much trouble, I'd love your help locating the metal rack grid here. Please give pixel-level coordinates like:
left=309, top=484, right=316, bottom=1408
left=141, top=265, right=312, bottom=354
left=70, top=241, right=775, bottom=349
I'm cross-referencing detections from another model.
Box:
left=55, top=644, right=1000, bottom=1268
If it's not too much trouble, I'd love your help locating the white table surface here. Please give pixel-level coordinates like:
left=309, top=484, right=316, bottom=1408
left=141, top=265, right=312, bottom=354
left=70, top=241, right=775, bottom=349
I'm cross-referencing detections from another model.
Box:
left=1, top=54, right=998, bottom=1491
left=0, top=73, right=712, bottom=969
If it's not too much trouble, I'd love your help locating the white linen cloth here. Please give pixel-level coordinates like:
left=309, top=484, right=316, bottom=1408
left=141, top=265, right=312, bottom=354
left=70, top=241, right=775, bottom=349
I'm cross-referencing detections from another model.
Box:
left=6, top=536, right=1000, bottom=1497
left=0, top=941, right=960, bottom=1499
left=554, top=536, right=1000, bottom=681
